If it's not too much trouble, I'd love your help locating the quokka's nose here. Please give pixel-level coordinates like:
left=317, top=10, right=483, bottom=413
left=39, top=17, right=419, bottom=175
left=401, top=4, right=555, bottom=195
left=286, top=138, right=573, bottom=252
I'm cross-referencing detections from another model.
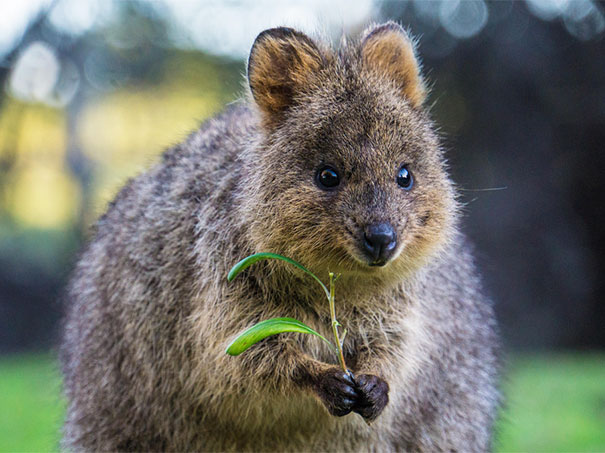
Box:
left=363, top=223, right=397, bottom=266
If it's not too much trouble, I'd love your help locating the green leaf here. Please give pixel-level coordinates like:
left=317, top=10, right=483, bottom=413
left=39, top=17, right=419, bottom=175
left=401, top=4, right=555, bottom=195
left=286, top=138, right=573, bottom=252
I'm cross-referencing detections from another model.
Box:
left=225, top=317, right=335, bottom=356
left=227, top=252, right=329, bottom=299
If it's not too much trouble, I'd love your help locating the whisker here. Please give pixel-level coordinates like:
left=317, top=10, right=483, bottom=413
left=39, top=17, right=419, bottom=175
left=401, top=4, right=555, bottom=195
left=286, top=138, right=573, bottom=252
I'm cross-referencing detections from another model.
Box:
left=458, top=186, right=507, bottom=192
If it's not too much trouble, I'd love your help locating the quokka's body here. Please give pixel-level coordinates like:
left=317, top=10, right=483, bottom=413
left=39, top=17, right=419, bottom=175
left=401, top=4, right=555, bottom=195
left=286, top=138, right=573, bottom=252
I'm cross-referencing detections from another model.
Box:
left=61, top=23, right=500, bottom=452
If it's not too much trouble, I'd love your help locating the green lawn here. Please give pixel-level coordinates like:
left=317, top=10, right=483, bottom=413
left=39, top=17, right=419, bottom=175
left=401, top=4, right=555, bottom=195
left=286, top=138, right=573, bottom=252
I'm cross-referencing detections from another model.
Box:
left=0, top=354, right=64, bottom=452
left=0, top=353, right=604, bottom=452
left=496, top=353, right=605, bottom=452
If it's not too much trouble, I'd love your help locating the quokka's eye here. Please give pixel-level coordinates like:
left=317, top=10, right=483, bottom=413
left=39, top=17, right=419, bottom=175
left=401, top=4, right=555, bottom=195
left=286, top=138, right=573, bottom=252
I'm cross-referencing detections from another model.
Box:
left=397, top=165, right=413, bottom=190
left=316, top=166, right=341, bottom=189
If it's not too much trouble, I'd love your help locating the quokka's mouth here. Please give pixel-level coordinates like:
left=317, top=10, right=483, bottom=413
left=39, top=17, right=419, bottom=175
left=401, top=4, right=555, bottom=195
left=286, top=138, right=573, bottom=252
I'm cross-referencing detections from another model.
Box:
left=353, top=240, right=406, bottom=270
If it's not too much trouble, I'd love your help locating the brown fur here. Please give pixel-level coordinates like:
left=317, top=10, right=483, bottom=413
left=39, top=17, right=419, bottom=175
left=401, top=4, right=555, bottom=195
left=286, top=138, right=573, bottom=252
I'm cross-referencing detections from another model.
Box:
left=61, top=22, right=500, bottom=452
left=361, top=23, right=426, bottom=108
left=248, top=28, right=326, bottom=126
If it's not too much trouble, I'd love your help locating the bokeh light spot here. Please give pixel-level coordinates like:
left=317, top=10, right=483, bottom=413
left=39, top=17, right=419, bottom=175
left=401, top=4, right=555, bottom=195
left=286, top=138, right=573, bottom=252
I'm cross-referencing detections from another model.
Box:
left=9, top=42, right=60, bottom=104
left=440, top=0, right=489, bottom=39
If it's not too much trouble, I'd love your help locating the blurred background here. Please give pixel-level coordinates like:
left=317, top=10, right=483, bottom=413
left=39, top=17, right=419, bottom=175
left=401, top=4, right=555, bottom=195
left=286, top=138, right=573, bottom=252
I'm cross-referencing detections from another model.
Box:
left=0, top=0, right=603, bottom=451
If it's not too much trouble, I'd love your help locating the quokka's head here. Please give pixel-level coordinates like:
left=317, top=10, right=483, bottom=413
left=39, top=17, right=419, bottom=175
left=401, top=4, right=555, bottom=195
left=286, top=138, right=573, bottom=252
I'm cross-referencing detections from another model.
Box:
left=243, top=22, right=458, bottom=281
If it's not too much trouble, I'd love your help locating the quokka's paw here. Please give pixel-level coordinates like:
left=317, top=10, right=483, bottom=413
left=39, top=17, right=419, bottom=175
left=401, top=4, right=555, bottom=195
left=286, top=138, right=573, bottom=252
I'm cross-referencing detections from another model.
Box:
left=314, top=367, right=358, bottom=416
left=352, top=373, right=389, bottom=421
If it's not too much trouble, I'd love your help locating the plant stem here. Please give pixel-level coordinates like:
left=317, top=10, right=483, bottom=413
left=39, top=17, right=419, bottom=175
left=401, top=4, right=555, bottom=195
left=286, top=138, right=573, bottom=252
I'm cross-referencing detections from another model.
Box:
left=328, top=272, right=348, bottom=373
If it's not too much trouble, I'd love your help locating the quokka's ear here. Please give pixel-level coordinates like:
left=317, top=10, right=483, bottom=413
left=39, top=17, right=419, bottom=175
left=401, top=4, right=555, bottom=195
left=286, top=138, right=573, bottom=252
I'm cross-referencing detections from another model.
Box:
left=360, top=22, right=426, bottom=108
left=248, top=27, right=325, bottom=122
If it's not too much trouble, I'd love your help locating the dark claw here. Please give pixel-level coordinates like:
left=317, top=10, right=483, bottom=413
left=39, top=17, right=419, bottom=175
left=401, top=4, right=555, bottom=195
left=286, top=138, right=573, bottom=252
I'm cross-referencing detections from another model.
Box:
left=312, top=369, right=389, bottom=421
left=343, top=370, right=355, bottom=384
left=314, top=368, right=359, bottom=417
left=352, top=374, right=389, bottom=421
left=340, top=384, right=357, bottom=399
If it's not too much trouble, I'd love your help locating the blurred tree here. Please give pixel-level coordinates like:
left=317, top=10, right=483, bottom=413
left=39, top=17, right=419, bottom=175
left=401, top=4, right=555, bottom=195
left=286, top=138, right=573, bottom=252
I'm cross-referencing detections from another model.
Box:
left=0, top=9, right=51, bottom=221
left=0, top=0, right=243, bottom=353
left=381, top=0, right=605, bottom=348
left=1, top=0, right=604, bottom=352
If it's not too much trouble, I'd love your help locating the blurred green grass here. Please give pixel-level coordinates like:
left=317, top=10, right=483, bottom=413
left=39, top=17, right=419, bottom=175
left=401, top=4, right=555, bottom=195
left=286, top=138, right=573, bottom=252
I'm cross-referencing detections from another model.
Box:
left=0, top=353, right=603, bottom=452
left=0, top=354, right=64, bottom=452
left=496, top=353, right=605, bottom=452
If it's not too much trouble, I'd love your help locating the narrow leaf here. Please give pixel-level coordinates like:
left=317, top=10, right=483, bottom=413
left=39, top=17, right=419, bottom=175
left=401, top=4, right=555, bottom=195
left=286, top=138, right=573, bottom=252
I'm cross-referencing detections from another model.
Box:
left=225, top=317, right=335, bottom=356
left=227, top=253, right=329, bottom=298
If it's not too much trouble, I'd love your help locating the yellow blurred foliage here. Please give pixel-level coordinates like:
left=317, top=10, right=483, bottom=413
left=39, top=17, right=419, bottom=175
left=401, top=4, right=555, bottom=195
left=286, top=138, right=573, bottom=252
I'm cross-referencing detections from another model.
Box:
left=16, top=105, right=66, bottom=165
left=1, top=102, right=77, bottom=229
left=8, top=163, right=80, bottom=229
left=0, top=53, right=236, bottom=230
left=78, top=86, right=222, bottom=215
left=78, top=87, right=220, bottom=166
left=0, top=102, right=65, bottom=164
